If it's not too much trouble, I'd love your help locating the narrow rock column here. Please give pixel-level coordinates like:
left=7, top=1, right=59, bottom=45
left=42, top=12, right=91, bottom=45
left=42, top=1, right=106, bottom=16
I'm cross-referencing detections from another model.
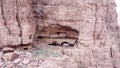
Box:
left=17, top=0, right=36, bottom=44
left=0, top=0, right=36, bottom=47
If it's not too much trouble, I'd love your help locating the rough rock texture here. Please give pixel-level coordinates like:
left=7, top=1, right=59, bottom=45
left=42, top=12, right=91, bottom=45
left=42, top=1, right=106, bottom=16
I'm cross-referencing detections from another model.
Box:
left=0, top=0, right=36, bottom=47
left=33, top=0, right=120, bottom=68
left=118, top=12, right=120, bottom=26
left=0, top=49, right=78, bottom=68
left=0, top=0, right=120, bottom=68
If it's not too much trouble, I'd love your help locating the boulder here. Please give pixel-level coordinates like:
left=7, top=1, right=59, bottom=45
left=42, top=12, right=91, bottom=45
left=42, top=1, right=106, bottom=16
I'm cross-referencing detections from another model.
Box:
left=2, top=52, right=19, bottom=61
left=2, top=47, right=14, bottom=53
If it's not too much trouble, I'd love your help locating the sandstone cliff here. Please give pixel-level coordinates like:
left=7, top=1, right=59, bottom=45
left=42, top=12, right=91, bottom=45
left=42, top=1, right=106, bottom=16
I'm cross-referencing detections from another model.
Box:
left=0, top=0, right=36, bottom=47
left=33, top=0, right=120, bottom=68
left=0, top=0, right=120, bottom=68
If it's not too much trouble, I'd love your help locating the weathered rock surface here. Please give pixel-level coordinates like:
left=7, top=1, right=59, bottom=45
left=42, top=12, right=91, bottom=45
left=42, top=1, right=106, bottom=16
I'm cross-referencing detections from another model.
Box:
left=0, top=49, right=78, bottom=68
left=0, top=0, right=120, bottom=68
left=2, top=52, right=19, bottom=61
left=33, top=0, right=120, bottom=68
left=0, top=0, right=36, bottom=47
left=2, top=47, right=14, bottom=53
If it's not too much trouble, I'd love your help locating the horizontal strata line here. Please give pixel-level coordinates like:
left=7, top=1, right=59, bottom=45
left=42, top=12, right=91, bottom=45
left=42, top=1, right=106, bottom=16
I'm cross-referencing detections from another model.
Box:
left=36, top=4, right=84, bottom=8
left=43, top=19, right=83, bottom=23
left=35, top=38, right=111, bottom=41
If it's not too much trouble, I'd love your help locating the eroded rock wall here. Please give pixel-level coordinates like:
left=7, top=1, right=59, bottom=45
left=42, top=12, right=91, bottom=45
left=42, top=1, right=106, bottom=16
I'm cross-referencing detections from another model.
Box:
left=33, top=0, right=118, bottom=43
left=33, top=0, right=120, bottom=68
left=0, top=0, right=120, bottom=68
left=0, top=0, right=36, bottom=47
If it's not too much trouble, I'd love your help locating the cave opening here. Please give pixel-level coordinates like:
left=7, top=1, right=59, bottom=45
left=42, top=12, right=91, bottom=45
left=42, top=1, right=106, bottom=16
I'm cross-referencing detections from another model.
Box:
left=34, top=24, right=79, bottom=47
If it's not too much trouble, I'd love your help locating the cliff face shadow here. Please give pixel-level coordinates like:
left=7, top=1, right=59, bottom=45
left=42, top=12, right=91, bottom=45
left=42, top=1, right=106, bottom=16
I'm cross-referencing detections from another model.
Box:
left=34, top=24, right=79, bottom=47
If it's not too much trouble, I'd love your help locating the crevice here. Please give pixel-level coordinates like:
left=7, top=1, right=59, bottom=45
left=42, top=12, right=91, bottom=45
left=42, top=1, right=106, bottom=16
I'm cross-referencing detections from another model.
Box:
left=16, top=14, right=22, bottom=37
left=110, top=48, right=113, bottom=58
left=96, top=24, right=104, bottom=39
left=16, top=0, right=22, bottom=44
left=110, top=47, right=117, bottom=68
left=0, top=0, right=10, bottom=35
left=93, top=4, right=98, bottom=45
left=29, top=35, right=32, bottom=39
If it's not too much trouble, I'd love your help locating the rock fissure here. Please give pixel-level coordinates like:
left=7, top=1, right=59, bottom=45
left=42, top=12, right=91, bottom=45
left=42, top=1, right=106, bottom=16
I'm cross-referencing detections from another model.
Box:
left=93, top=4, right=98, bottom=45
left=16, top=0, right=22, bottom=44
left=110, top=48, right=113, bottom=58
left=0, top=0, right=10, bottom=35
left=96, top=24, right=104, bottom=39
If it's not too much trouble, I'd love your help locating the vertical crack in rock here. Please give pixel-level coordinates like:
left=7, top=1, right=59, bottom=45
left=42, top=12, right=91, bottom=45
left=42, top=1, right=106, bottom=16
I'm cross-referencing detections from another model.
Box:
left=93, top=4, right=98, bottom=45
left=0, top=0, right=10, bottom=35
left=16, top=0, right=22, bottom=44
left=97, top=24, right=104, bottom=39
left=16, top=13, right=22, bottom=37
left=110, top=48, right=113, bottom=58
left=110, top=47, right=118, bottom=68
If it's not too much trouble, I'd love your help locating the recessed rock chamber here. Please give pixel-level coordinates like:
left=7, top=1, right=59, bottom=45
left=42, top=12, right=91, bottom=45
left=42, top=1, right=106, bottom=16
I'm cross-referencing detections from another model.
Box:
left=34, top=24, right=79, bottom=46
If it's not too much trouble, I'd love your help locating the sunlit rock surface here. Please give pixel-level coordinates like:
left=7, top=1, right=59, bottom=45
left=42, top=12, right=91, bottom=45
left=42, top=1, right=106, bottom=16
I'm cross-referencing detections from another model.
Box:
left=0, top=0, right=120, bottom=68
left=33, top=0, right=120, bottom=68
left=0, top=0, right=36, bottom=47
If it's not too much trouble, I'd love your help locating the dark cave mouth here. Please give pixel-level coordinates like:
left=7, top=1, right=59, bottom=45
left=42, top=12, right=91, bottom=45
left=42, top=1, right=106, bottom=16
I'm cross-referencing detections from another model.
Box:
left=34, top=24, right=79, bottom=46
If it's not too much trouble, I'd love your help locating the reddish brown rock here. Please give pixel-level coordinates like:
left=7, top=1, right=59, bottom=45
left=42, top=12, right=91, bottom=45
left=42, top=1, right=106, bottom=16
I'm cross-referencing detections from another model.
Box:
left=2, top=52, right=19, bottom=61
left=10, top=53, right=19, bottom=61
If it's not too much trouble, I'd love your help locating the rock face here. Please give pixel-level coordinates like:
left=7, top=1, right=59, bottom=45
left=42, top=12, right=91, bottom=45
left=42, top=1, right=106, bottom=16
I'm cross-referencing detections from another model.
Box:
left=33, top=0, right=120, bottom=68
left=0, top=0, right=120, bottom=68
left=0, top=0, right=36, bottom=47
